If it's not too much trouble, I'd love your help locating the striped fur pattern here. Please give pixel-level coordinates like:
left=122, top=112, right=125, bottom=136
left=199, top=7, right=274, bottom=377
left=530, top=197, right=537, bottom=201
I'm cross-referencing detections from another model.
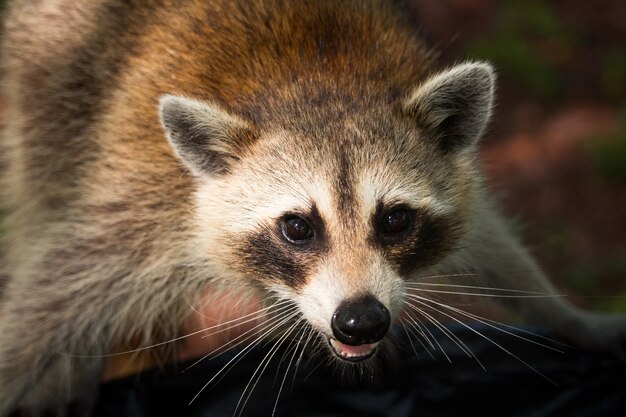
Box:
left=1, top=0, right=625, bottom=414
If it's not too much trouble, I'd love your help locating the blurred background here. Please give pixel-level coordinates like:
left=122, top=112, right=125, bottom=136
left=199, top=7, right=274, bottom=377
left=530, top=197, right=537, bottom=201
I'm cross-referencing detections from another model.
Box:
left=0, top=0, right=624, bottom=314
left=408, top=0, right=626, bottom=314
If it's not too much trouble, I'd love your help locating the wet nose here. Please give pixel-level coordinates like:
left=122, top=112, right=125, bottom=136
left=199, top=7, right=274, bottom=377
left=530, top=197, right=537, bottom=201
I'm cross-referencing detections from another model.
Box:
left=331, top=294, right=391, bottom=345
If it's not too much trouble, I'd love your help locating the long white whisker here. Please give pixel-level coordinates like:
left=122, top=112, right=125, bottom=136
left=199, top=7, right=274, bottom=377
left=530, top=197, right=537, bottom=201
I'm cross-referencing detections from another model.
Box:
left=401, top=310, right=436, bottom=350
left=275, top=331, right=300, bottom=373
left=191, top=300, right=290, bottom=337
left=406, top=288, right=565, bottom=299
left=301, top=340, right=327, bottom=382
left=197, top=311, right=300, bottom=390
left=183, top=305, right=299, bottom=372
left=189, top=295, right=281, bottom=321
left=444, top=308, right=569, bottom=347
left=61, top=301, right=290, bottom=359
left=414, top=297, right=569, bottom=347
left=406, top=295, right=556, bottom=384
left=408, top=294, right=564, bottom=353
left=188, top=309, right=299, bottom=405
left=412, top=304, right=476, bottom=359
left=198, top=301, right=295, bottom=339
left=234, top=319, right=301, bottom=417
left=404, top=305, right=453, bottom=362
left=272, top=321, right=308, bottom=417
left=401, top=316, right=434, bottom=359
left=402, top=325, right=420, bottom=356
left=414, top=270, right=553, bottom=281
left=406, top=282, right=556, bottom=295
left=292, top=325, right=315, bottom=386
left=414, top=272, right=480, bottom=280
left=404, top=302, right=483, bottom=369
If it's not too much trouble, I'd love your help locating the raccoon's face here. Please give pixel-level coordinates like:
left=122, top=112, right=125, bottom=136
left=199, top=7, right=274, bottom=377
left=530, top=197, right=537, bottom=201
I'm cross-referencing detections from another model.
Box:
left=160, top=62, right=495, bottom=362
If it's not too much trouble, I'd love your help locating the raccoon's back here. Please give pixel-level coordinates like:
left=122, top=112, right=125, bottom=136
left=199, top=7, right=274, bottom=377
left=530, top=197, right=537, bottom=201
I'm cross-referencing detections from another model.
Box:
left=0, top=0, right=433, bottom=284
left=0, top=1, right=159, bottom=288
left=0, top=1, right=155, bottom=214
left=1, top=0, right=431, bottom=205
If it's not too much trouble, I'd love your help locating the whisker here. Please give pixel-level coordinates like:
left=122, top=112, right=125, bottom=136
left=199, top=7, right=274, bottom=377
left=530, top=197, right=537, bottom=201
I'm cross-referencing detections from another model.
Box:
left=401, top=316, right=435, bottom=359
left=401, top=325, right=420, bottom=357
left=406, top=282, right=554, bottom=295
left=61, top=300, right=291, bottom=359
left=460, top=315, right=570, bottom=348
left=234, top=319, right=301, bottom=417
left=197, top=316, right=296, bottom=391
left=415, top=299, right=569, bottom=348
left=405, top=288, right=565, bottom=299
left=270, top=322, right=306, bottom=386
left=404, top=302, right=483, bottom=369
left=404, top=305, right=452, bottom=362
left=274, top=331, right=300, bottom=374
left=414, top=272, right=480, bottom=281
left=272, top=321, right=308, bottom=417
left=404, top=303, right=461, bottom=364
left=416, top=305, right=478, bottom=360
left=182, top=305, right=299, bottom=372
left=188, top=309, right=300, bottom=405
left=406, top=295, right=557, bottom=384
left=189, top=296, right=285, bottom=323
left=414, top=269, right=557, bottom=281
left=407, top=294, right=564, bottom=353
left=401, top=310, right=436, bottom=350
left=300, top=332, right=329, bottom=382
left=292, top=325, right=316, bottom=386
left=198, top=301, right=294, bottom=339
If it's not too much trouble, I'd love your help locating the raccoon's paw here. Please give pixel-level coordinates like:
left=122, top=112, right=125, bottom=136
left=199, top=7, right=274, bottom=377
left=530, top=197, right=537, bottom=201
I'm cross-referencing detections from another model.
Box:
left=567, top=313, right=626, bottom=361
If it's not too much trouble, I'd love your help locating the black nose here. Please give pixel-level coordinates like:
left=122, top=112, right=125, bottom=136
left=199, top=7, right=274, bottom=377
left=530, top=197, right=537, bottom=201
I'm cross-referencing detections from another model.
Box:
left=331, top=294, right=391, bottom=346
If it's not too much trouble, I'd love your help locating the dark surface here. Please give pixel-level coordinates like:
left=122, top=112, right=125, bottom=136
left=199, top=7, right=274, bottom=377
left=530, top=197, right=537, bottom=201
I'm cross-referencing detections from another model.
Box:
left=91, top=324, right=626, bottom=417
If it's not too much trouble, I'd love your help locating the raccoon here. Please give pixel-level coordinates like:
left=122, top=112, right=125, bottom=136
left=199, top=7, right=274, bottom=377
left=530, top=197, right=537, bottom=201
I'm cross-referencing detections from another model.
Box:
left=1, top=0, right=625, bottom=415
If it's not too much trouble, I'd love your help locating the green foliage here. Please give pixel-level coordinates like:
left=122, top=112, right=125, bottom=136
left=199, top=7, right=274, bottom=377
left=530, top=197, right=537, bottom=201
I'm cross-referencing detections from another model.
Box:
left=567, top=255, right=626, bottom=313
left=568, top=263, right=599, bottom=294
left=542, top=221, right=568, bottom=257
left=586, top=117, right=626, bottom=185
left=533, top=219, right=626, bottom=313
left=600, top=49, right=626, bottom=102
left=466, top=0, right=579, bottom=100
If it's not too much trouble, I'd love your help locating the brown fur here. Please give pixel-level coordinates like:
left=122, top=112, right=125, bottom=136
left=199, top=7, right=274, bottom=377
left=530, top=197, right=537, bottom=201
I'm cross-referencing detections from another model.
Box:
left=1, top=1, right=625, bottom=415
left=0, top=1, right=433, bottom=412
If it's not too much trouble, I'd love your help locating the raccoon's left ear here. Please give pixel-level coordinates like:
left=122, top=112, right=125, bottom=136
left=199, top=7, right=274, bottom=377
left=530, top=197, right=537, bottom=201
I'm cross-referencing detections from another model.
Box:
left=159, top=95, right=255, bottom=176
left=403, top=61, right=495, bottom=153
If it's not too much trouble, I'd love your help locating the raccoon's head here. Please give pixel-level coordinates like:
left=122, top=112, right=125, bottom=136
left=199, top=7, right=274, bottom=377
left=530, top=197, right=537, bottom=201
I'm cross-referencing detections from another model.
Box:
left=159, top=62, right=495, bottom=363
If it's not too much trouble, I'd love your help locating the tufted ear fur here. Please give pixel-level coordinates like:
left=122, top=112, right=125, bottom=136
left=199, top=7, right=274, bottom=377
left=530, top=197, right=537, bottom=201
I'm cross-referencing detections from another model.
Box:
left=403, top=62, right=495, bottom=153
left=159, top=95, right=256, bottom=176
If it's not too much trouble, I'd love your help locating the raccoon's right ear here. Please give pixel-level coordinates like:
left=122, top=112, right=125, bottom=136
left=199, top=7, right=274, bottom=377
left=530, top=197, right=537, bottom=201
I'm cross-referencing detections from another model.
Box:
left=403, top=62, right=495, bottom=153
left=159, top=95, right=255, bottom=176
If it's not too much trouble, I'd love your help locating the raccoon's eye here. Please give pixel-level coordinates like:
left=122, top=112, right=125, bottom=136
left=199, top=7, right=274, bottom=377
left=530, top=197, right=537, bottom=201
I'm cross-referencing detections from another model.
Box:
left=281, top=216, right=314, bottom=244
left=382, top=209, right=414, bottom=235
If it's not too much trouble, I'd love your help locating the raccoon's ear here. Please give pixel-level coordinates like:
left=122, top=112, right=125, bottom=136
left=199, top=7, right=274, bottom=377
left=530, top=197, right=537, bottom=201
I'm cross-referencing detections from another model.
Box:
left=159, top=95, right=255, bottom=176
left=403, top=62, right=495, bottom=153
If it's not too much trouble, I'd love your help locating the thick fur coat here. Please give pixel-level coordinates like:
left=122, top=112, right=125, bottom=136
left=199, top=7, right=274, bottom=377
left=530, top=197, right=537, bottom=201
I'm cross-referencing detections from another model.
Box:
left=1, top=1, right=625, bottom=415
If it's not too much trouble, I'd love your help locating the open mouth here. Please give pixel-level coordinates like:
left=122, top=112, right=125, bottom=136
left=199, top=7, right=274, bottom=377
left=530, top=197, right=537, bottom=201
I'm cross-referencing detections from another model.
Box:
left=328, top=338, right=379, bottom=362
